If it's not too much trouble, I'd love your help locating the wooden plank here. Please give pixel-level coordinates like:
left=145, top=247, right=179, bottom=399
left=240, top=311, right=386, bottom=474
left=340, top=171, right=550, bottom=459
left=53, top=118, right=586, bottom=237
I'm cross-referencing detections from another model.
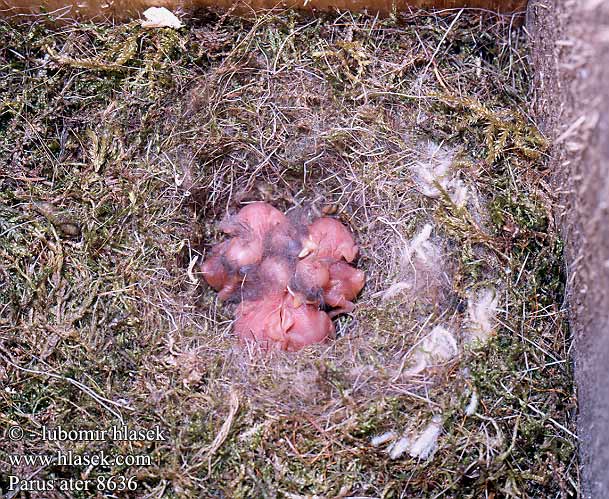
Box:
left=0, top=0, right=528, bottom=21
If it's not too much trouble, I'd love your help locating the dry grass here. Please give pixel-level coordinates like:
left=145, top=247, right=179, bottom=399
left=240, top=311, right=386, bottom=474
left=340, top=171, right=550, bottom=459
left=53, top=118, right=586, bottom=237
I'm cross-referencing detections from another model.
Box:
left=1, top=8, right=578, bottom=498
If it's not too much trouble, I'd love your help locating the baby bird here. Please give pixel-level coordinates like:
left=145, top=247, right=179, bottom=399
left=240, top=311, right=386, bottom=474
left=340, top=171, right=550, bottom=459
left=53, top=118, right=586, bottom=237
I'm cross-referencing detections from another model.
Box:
left=220, top=202, right=287, bottom=239
left=203, top=202, right=289, bottom=299
left=303, top=217, right=359, bottom=262
left=201, top=203, right=365, bottom=351
left=234, top=292, right=335, bottom=351
left=289, top=256, right=331, bottom=306
left=280, top=296, right=336, bottom=351
left=323, top=261, right=366, bottom=317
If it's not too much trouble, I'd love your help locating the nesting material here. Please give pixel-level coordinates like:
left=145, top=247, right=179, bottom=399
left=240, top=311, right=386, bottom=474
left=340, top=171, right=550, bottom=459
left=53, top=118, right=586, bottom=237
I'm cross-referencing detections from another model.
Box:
left=386, top=415, right=443, bottom=460
left=201, top=202, right=365, bottom=351
left=405, top=325, right=458, bottom=375
left=141, top=7, right=184, bottom=29
left=410, top=142, right=467, bottom=207
left=380, top=224, right=444, bottom=302
left=1, top=10, right=576, bottom=497
left=465, top=288, right=499, bottom=344
left=408, top=415, right=443, bottom=460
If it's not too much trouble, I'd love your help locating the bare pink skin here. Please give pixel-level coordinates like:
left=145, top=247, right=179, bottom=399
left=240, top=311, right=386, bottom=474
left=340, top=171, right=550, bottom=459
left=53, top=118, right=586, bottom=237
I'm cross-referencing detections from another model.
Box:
left=290, top=256, right=331, bottom=305
left=200, top=203, right=364, bottom=351
left=235, top=293, right=335, bottom=351
left=220, top=202, right=287, bottom=239
left=258, top=256, right=293, bottom=293
left=281, top=298, right=336, bottom=351
left=200, top=241, right=229, bottom=291
left=323, top=261, right=366, bottom=317
left=234, top=293, right=291, bottom=348
left=223, top=234, right=264, bottom=269
left=307, top=217, right=359, bottom=262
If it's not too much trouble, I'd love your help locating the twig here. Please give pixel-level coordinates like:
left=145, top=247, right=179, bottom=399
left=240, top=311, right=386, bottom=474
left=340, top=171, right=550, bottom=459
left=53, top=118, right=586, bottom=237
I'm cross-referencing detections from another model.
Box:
left=1, top=352, right=132, bottom=423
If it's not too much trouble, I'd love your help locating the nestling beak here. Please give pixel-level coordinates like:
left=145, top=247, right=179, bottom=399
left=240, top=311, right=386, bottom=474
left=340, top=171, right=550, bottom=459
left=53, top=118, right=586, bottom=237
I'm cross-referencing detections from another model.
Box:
left=287, top=286, right=303, bottom=308
left=298, top=237, right=318, bottom=258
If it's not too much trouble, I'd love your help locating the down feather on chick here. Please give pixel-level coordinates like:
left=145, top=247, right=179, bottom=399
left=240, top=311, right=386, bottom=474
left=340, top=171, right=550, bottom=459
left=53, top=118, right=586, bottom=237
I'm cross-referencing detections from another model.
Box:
left=219, top=201, right=287, bottom=238
left=289, top=256, right=331, bottom=306
left=257, top=256, right=294, bottom=293
left=200, top=203, right=364, bottom=351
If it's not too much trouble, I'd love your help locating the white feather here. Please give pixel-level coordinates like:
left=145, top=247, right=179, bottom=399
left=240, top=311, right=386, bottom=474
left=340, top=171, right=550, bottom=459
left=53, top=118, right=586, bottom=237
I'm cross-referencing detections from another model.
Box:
left=141, top=7, right=184, bottom=29
left=466, top=288, right=499, bottom=344
left=378, top=224, right=442, bottom=302
left=410, top=142, right=454, bottom=198
left=406, top=325, right=458, bottom=374
left=409, top=415, right=442, bottom=460
left=389, top=435, right=411, bottom=459
left=410, top=141, right=468, bottom=206
left=371, top=431, right=397, bottom=447
left=465, top=390, right=479, bottom=416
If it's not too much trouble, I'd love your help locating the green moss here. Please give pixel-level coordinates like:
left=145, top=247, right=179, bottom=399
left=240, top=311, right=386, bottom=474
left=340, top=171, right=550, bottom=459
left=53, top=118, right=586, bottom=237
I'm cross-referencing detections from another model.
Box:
left=0, top=10, right=576, bottom=499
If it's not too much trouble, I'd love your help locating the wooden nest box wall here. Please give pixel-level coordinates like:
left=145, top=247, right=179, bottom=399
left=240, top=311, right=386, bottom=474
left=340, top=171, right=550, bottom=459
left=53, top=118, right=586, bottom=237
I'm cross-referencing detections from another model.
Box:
left=0, top=0, right=528, bottom=21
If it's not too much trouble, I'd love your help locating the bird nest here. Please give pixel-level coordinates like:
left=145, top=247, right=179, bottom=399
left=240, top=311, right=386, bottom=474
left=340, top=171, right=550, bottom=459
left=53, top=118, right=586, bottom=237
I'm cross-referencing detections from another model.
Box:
left=0, top=8, right=578, bottom=498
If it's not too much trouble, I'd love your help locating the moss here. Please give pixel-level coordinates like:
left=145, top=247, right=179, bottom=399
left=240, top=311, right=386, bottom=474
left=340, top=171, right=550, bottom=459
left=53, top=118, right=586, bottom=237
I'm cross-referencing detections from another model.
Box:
left=1, top=10, right=576, bottom=499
